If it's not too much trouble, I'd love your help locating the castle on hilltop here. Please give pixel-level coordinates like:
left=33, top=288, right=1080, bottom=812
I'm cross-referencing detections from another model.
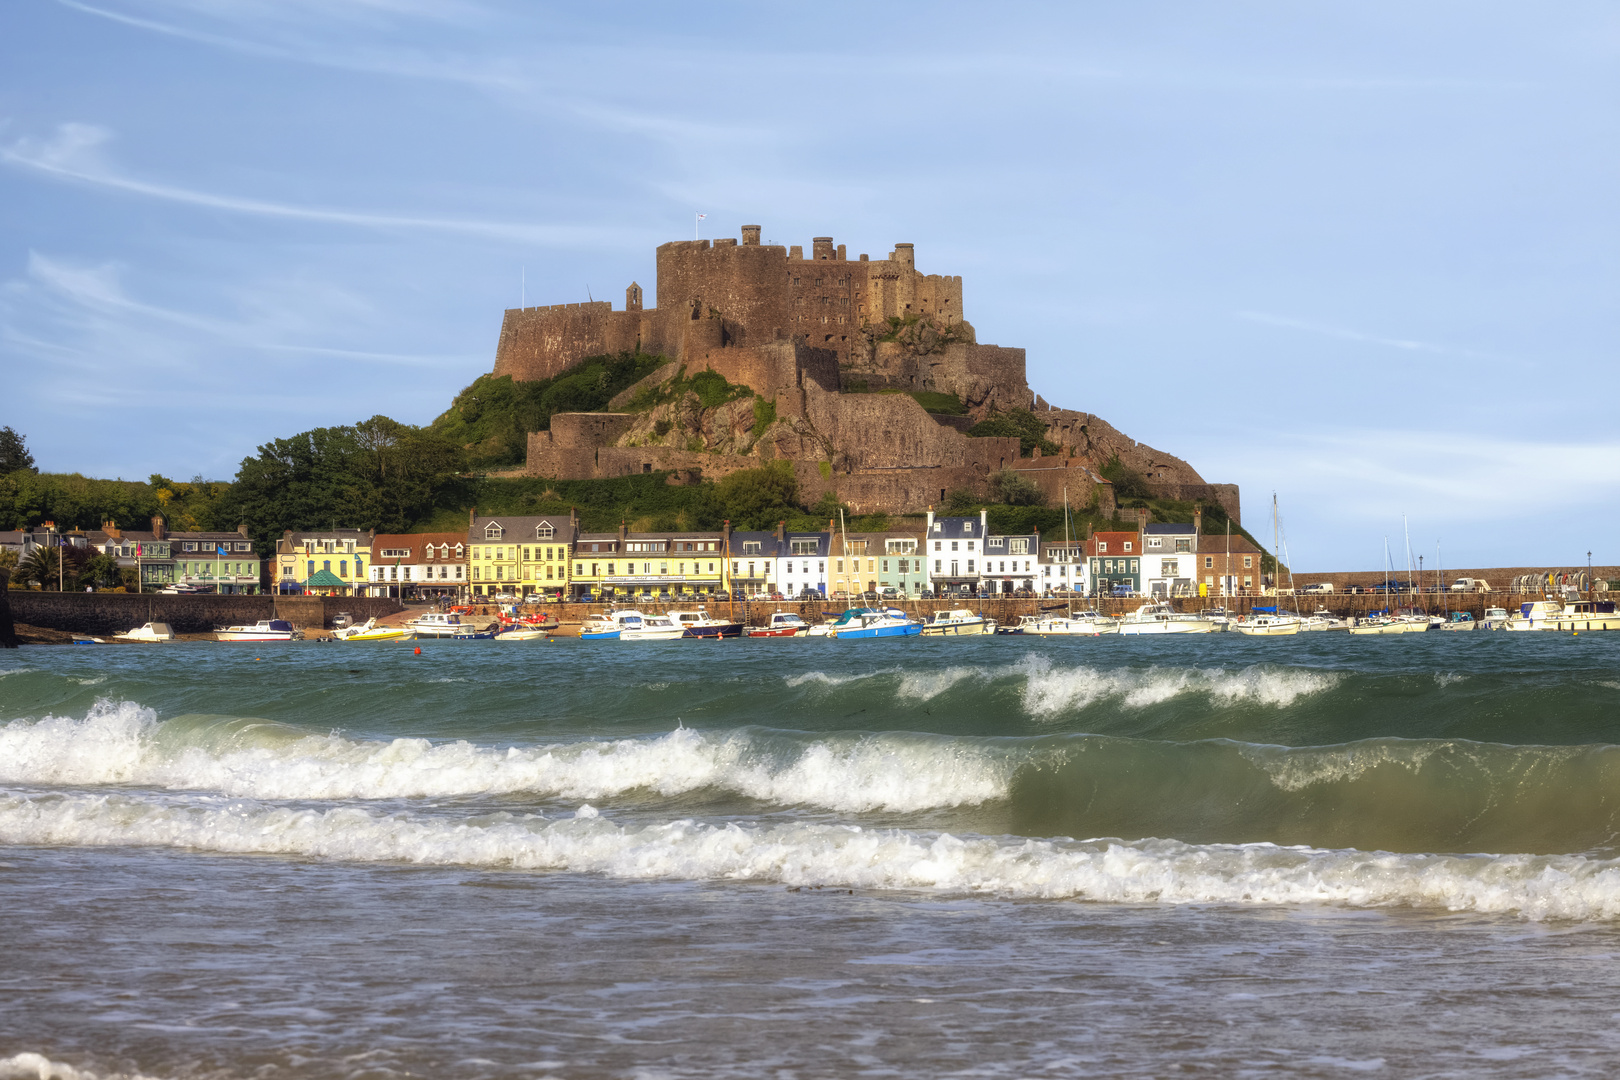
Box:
left=494, top=224, right=1238, bottom=521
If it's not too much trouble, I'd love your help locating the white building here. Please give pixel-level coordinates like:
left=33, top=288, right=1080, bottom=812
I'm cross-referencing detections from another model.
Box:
left=770, top=530, right=830, bottom=597
left=982, top=531, right=1040, bottom=594
left=1141, top=523, right=1198, bottom=597
left=923, top=509, right=988, bottom=596
left=1038, top=539, right=1089, bottom=595
left=369, top=533, right=468, bottom=598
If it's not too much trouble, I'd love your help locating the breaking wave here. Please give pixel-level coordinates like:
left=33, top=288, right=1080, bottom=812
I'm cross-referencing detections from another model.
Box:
left=5, top=789, right=1620, bottom=921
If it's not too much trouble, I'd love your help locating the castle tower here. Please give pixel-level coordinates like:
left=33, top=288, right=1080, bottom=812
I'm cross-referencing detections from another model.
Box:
left=741, top=225, right=761, bottom=246
left=891, top=243, right=915, bottom=269
left=812, top=237, right=836, bottom=261
left=626, top=282, right=643, bottom=312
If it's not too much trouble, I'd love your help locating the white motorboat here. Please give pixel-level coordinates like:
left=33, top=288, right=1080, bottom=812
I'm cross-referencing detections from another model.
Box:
left=332, top=617, right=410, bottom=642
left=1440, top=612, right=1477, bottom=631
left=1508, top=599, right=1620, bottom=632
left=216, top=619, right=300, bottom=642
left=580, top=609, right=651, bottom=640
left=1119, top=601, right=1215, bottom=635
left=619, top=614, right=686, bottom=641
left=1233, top=611, right=1301, bottom=636
left=1199, top=608, right=1234, bottom=632
left=1006, top=611, right=1117, bottom=636
left=825, top=607, right=921, bottom=640
left=1348, top=614, right=1409, bottom=635
left=1299, top=609, right=1347, bottom=632
left=920, top=609, right=994, bottom=636
left=1481, top=606, right=1510, bottom=630
left=494, top=626, right=549, bottom=641
left=408, top=612, right=468, bottom=639
left=113, top=621, right=174, bottom=643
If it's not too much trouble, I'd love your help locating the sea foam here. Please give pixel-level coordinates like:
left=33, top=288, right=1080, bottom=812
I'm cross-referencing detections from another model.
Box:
left=0, top=700, right=1011, bottom=812
left=4, top=789, right=1618, bottom=921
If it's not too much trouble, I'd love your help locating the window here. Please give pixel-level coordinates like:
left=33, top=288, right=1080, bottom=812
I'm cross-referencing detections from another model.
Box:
left=403, top=568, right=412, bottom=581
left=496, top=566, right=503, bottom=581
left=935, top=559, right=942, bottom=572
left=1010, top=539, right=1028, bottom=555
left=882, top=560, right=889, bottom=573
left=1163, top=560, right=1178, bottom=577
left=1244, top=576, right=1253, bottom=588
left=1148, top=538, right=1162, bottom=549
left=536, top=523, right=554, bottom=539
left=836, top=560, right=843, bottom=573
left=1097, top=542, right=1108, bottom=553
left=951, top=541, right=959, bottom=552
left=1130, top=560, right=1138, bottom=573
left=791, top=539, right=818, bottom=555
left=1176, top=539, right=1191, bottom=553
left=1205, top=556, right=1214, bottom=568
left=182, top=542, right=197, bottom=552
left=523, top=547, right=531, bottom=561
left=1243, top=556, right=1253, bottom=569
left=932, top=523, right=942, bottom=533
left=323, top=560, right=331, bottom=572
left=484, top=523, right=504, bottom=539
left=235, top=542, right=252, bottom=552
left=1124, top=542, right=1133, bottom=552
left=743, top=541, right=762, bottom=555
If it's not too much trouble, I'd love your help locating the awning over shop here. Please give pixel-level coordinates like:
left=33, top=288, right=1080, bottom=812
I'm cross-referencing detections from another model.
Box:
left=305, top=569, right=349, bottom=588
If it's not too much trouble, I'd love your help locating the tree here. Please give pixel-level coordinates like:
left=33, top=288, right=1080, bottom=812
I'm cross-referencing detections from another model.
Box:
left=942, top=488, right=980, bottom=515
left=0, top=428, right=36, bottom=475
left=989, top=469, right=1044, bottom=506
left=1098, top=453, right=1151, bottom=499
left=77, top=552, right=123, bottom=590
left=714, top=461, right=799, bottom=531
left=16, top=545, right=61, bottom=589
left=966, top=408, right=1060, bottom=457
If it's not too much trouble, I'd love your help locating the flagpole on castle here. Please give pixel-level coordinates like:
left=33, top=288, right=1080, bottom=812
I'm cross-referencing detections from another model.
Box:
left=695, top=212, right=706, bottom=241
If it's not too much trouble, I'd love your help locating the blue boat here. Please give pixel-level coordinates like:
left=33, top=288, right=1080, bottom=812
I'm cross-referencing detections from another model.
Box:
left=825, top=607, right=921, bottom=640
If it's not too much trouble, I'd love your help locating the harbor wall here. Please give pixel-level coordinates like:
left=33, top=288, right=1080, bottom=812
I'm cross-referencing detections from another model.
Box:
left=7, top=593, right=402, bottom=635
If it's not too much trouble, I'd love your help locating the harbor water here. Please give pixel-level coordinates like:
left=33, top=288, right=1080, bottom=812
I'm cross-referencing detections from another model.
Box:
left=4, top=632, right=1620, bottom=1077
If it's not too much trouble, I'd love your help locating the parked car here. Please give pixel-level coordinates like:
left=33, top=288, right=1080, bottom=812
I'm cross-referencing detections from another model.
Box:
left=1370, top=580, right=1411, bottom=593
left=796, top=589, right=822, bottom=600
left=1302, top=583, right=1335, bottom=594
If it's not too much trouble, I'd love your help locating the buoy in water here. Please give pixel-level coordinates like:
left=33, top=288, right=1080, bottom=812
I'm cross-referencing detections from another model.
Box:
left=415, top=646, right=422, bottom=655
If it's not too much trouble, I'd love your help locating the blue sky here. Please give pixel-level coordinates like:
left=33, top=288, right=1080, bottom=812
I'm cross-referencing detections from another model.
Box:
left=1, top=1, right=1615, bottom=569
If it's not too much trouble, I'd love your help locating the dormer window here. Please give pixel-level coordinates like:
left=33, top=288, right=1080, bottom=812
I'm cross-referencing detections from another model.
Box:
left=1124, top=542, right=1133, bottom=552
left=536, top=524, right=554, bottom=539
left=932, top=523, right=942, bottom=533
left=1098, top=542, right=1108, bottom=553
left=484, top=523, right=504, bottom=539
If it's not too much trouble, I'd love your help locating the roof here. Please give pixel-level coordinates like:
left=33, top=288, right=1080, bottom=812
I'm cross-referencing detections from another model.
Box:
left=372, top=533, right=467, bottom=561
left=1143, top=523, right=1197, bottom=535
left=305, top=569, right=348, bottom=587
left=926, top=514, right=984, bottom=539
left=468, top=515, right=578, bottom=544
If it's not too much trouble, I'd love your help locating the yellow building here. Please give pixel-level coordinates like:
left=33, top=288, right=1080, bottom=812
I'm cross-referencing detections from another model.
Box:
left=467, top=513, right=577, bottom=598
left=570, top=523, right=729, bottom=600
left=275, top=529, right=375, bottom=596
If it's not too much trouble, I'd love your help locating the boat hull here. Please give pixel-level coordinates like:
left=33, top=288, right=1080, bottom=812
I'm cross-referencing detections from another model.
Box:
left=829, top=624, right=921, bottom=640
left=920, top=620, right=990, bottom=636
left=1119, top=620, right=1215, bottom=635
left=619, top=628, right=687, bottom=641
left=216, top=631, right=295, bottom=642
left=336, top=628, right=410, bottom=642
left=682, top=624, right=744, bottom=639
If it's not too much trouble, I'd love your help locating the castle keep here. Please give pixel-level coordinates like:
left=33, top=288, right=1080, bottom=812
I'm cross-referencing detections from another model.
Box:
left=496, top=224, right=1238, bottom=520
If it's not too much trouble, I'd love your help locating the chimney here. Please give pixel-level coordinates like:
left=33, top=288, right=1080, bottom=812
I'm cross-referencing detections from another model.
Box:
left=741, top=224, right=761, bottom=246
left=569, top=506, right=578, bottom=527
left=776, top=520, right=785, bottom=544
left=723, top=519, right=732, bottom=552
left=151, top=516, right=166, bottom=540
left=238, top=522, right=248, bottom=538
left=1136, top=507, right=1148, bottom=535
left=618, top=520, right=627, bottom=548
left=104, top=521, right=121, bottom=540
left=1194, top=509, right=1202, bottom=536
left=469, top=507, right=477, bottom=527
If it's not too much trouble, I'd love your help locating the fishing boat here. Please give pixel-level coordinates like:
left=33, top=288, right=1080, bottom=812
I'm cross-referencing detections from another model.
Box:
left=112, top=621, right=174, bottom=643
left=1119, top=601, right=1216, bottom=635
left=1481, top=606, right=1510, bottom=630
left=746, top=611, right=811, bottom=637
left=1441, top=611, right=1477, bottom=631
left=669, top=609, right=744, bottom=638
left=920, top=608, right=994, bottom=636
left=216, top=619, right=300, bottom=642
left=408, top=612, right=468, bottom=639
left=331, top=617, right=410, bottom=642
left=619, top=614, right=686, bottom=641
left=825, top=607, right=920, bottom=640
left=1005, top=611, right=1118, bottom=636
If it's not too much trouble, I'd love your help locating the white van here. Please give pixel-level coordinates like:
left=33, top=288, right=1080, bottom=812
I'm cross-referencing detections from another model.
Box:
left=1450, top=578, right=1492, bottom=593
left=1302, top=583, right=1335, bottom=594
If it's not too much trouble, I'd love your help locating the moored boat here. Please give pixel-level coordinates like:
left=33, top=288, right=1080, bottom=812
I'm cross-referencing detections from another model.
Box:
left=619, top=614, right=686, bottom=641
left=1004, top=611, right=1117, bottom=636
left=216, top=619, right=300, bottom=642
left=113, top=621, right=174, bottom=643
left=1481, top=606, right=1510, bottom=630
left=332, top=617, right=409, bottom=642
left=920, top=608, right=993, bottom=636
left=1441, top=612, right=1477, bottom=631
left=669, top=609, right=744, bottom=638
left=1546, top=600, right=1620, bottom=632
left=1233, top=609, right=1301, bottom=636
left=1504, top=600, right=1562, bottom=632
left=408, top=612, right=468, bottom=639
left=747, top=612, right=811, bottom=637
left=825, top=607, right=920, bottom=639
left=1119, top=601, right=1215, bottom=635
left=579, top=610, right=649, bottom=641
left=494, top=625, right=549, bottom=641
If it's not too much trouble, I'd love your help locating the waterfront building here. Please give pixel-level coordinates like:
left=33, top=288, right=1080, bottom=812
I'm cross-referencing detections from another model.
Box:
left=467, top=513, right=577, bottom=598
left=829, top=527, right=926, bottom=598
left=770, top=528, right=831, bottom=598
left=1141, top=522, right=1199, bottom=597
left=1088, top=529, right=1142, bottom=597
left=983, top=530, right=1040, bottom=594
left=569, top=523, right=727, bottom=601
left=1197, top=534, right=1266, bottom=596
left=276, top=529, right=374, bottom=596
left=730, top=530, right=783, bottom=597
left=370, top=532, right=469, bottom=598
left=166, top=527, right=260, bottom=594
left=923, top=509, right=988, bottom=596
left=1037, top=538, right=1088, bottom=595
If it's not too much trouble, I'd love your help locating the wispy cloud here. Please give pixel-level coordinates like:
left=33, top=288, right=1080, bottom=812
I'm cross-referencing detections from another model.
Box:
left=1236, top=310, right=1510, bottom=361
left=0, top=123, right=623, bottom=246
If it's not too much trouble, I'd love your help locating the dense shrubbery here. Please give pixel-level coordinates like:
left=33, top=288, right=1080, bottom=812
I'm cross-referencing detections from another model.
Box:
left=625, top=365, right=753, bottom=412
left=432, top=352, right=666, bottom=469
left=1098, top=452, right=1151, bottom=499
left=966, top=407, right=1060, bottom=457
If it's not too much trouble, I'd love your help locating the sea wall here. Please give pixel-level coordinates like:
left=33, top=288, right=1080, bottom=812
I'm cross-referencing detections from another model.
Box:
left=7, top=593, right=402, bottom=635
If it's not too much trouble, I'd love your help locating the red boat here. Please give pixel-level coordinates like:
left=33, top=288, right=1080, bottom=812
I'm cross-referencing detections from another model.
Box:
left=746, top=612, right=811, bottom=637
